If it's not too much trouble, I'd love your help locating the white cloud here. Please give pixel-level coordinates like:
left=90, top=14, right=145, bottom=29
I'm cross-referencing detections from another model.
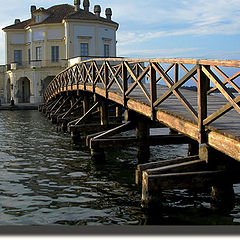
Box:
left=118, top=47, right=200, bottom=59
left=116, top=0, right=240, bottom=41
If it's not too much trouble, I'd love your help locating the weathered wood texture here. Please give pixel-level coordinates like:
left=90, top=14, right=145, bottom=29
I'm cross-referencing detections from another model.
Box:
left=44, top=58, right=240, bottom=161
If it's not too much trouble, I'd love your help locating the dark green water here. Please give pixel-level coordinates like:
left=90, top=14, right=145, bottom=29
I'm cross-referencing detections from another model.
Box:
left=0, top=110, right=240, bottom=225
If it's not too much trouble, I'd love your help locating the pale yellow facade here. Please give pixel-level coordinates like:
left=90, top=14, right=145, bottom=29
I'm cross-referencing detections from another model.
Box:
left=1, top=1, right=118, bottom=104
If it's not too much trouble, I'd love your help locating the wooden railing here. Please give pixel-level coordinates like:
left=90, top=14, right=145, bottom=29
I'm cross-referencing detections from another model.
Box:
left=44, top=58, right=240, bottom=143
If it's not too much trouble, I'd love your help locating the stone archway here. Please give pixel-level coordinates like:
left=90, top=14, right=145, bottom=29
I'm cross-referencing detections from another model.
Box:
left=17, top=77, right=30, bottom=103
left=41, top=76, right=55, bottom=97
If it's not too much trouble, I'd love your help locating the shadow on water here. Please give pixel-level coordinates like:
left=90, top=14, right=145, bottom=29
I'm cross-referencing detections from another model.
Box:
left=0, top=111, right=240, bottom=226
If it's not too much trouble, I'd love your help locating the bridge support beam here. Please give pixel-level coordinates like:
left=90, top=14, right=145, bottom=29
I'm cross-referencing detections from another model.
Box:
left=100, top=99, right=109, bottom=126
left=136, top=119, right=150, bottom=164
left=199, top=144, right=235, bottom=211
left=115, top=105, right=123, bottom=123
left=138, top=144, right=238, bottom=211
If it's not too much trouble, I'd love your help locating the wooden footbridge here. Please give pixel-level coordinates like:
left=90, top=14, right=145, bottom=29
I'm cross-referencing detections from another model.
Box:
left=39, top=57, right=240, bottom=209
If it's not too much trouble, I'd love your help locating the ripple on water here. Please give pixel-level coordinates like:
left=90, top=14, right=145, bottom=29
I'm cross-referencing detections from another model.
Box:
left=0, top=111, right=239, bottom=225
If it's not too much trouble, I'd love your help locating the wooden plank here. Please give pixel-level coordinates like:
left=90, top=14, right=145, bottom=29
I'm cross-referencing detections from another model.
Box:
left=53, top=57, right=240, bottom=68
left=54, top=97, right=70, bottom=115
left=91, top=134, right=195, bottom=149
left=142, top=170, right=226, bottom=193
left=67, top=101, right=99, bottom=127
left=208, top=131, right=240, bottom=161
left=137, top=155, right=199, bottom=172
left=92, top=121, right=134, bottom=140
left=145, top=159, right=206, bottom=176
left=156, top=110, right=199, bottom=140
left=68, top=123, right=121, bottom=133
left=49, top=96, right=64, bottom=111
left=61, top=98, right=81, bottom=119
left=127, top=98, right=152, bottom=118
left=136, top=155, right=199, bottom=185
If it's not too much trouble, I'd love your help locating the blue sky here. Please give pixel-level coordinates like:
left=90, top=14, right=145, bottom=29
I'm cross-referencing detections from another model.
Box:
left=0, top=0, right=240, bottom=64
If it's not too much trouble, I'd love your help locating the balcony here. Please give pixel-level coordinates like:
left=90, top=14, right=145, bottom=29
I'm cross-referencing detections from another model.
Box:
left=7, top=59, right=68, bottom=71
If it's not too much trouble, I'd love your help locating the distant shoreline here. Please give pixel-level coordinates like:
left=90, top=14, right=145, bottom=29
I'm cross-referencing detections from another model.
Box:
left=181, top=86, right=238, bottom=93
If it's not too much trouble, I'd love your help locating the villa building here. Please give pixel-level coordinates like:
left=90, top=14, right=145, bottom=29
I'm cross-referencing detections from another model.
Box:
left=0, top=0, right=118, bottom=104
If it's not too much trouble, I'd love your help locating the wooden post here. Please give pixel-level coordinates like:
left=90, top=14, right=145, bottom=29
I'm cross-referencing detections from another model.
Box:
left=83, top=64, right=86, bottom=90
left=122, top=62, right=128, bottom=107
left=92, top=62, right=96, bottom=94
left=71, top=129, right=81, bottom=144
left=100, top=99, right=109, bottom=126
left=197, top=65, right=210, bottom=144
left=188, top=141, right=199, bottom=156
left=150, top=63, right=157, bottom=120
left=61, top=122, right=67, bottom=132
left=115, top=105, right=123, bottom=123
left=104, top=61, right=109, bottom=98
left=211, top=183, right=235, bottom=212
left=199, top=144, right=235, bottom=211
left=175, top=63, right=179, bottom=83
left=142, top=171, right=163, bottom=209
left=169, top=128, right=178, bottom=135
left=136, top=119, right=150, bottom=164
left=90, top=148, right=105, bottom=162
left=83, top=95, right=89, bottom=115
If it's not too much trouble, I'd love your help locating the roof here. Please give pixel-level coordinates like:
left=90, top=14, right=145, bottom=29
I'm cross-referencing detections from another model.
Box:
left=2, top=4, right=118, bottom=31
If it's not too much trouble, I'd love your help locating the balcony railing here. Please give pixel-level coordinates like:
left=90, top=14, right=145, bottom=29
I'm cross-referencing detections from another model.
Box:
left=7, top=59, right=68, bottom=70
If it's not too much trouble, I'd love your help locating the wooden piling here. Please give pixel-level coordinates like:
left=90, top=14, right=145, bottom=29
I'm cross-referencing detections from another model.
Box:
left=199, top=144, right=235, bottom=210
left=100, top=99, right=109, bottom=126
left=136, top=119, right=150, bottom=163
left=188, top=141, right=199, bottom=156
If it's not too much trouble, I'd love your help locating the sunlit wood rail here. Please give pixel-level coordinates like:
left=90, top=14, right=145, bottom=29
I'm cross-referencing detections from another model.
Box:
left=44, top=57, right=240, bottom=161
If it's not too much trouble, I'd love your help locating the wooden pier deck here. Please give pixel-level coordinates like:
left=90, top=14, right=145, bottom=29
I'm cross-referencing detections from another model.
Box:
left=40, top=57, right=240, bottom=209
left=44, top=58, right=240, bottom=161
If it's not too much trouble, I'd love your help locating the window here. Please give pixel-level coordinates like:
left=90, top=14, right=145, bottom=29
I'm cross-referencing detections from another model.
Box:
left=14, top=50, right=22, bottom=65
left=36, top=47, right=41, bottom=60
left=28, top=49, right=31, bottom=64
left=35, top=15, right=41, bottom=23
left=80, top=43, right=88, bottom=57
left=104, top=44, right=110, bottom=57
left=51, top=46, right=59, bottom=63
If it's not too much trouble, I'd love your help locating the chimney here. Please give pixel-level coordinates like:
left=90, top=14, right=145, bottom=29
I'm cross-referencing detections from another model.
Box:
left=83, top=0, right=90, bottom=12
left=31, top=5, right=36, bottom=18
left=14, top=19, right=21, bottom=24
left=105, top=8, right=112, bottom=20
left=74, top=0, right=80, bottom=11
left=94, top=5, right=101, bottom=17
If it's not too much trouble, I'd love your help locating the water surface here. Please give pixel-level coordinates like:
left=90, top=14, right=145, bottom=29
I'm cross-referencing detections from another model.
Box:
left=0, top=110, right=240, bottom=225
